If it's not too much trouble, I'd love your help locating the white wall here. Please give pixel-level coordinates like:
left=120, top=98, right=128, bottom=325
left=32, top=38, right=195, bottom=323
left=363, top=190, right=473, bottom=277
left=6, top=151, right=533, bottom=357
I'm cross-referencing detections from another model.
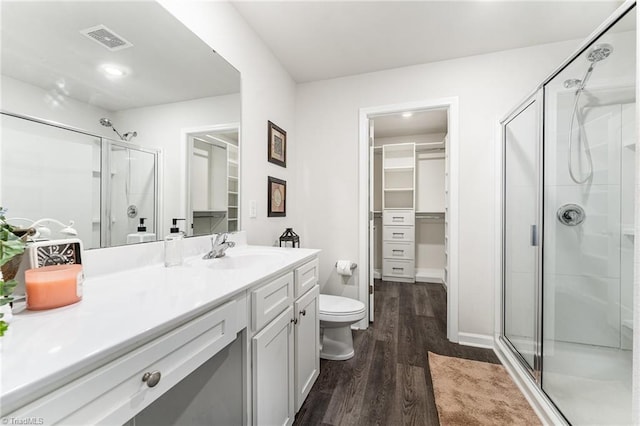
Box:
left=295, top=39, right=582, bottom=336
left=0, top=75, right=113, bottom=137
left=159, top=1, right=299, bottom=247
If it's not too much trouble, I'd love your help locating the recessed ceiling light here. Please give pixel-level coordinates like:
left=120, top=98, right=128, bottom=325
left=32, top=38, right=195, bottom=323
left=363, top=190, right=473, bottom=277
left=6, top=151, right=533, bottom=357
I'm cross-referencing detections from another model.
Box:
left=100, top=64, right=126, bottom=77
left=402, top=112, right=413, bottom=118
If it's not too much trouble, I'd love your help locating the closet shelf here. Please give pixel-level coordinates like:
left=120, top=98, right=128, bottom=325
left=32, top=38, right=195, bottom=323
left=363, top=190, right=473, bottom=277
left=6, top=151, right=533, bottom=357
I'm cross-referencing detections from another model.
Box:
left=384, top=187, right=414, bottom=192
left=622, top=226, right=634, bottom=237
left=384, top=166, right=414, bottom=172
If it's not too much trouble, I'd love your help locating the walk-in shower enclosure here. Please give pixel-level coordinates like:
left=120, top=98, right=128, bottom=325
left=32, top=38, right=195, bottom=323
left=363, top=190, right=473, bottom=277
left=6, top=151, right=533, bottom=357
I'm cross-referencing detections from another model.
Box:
left=501, top=3, right=636, bottom=424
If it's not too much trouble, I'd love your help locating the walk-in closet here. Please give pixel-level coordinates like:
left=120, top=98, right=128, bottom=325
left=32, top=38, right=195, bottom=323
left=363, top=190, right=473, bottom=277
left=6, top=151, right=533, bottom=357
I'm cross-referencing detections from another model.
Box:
left=372, top=109, right=449, bottom=286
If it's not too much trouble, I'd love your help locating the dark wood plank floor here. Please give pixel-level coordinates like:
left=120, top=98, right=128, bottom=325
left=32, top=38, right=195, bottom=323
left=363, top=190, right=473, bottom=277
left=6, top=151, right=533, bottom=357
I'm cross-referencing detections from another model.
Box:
left=294, top=280, right=500, bottom=426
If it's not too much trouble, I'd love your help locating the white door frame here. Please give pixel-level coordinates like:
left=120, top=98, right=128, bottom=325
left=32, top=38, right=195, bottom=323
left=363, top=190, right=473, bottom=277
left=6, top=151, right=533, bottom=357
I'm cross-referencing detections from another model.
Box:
left=358, top=97, right=460, bottom=342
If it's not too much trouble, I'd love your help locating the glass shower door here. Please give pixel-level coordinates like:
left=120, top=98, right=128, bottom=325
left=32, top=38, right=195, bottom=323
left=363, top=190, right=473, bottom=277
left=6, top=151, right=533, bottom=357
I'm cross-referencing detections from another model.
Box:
left=102, top=140, right=158, bottom=247
left=541, top=8, right=635, bottom=424
left=503, top=93, right=541, bottom=375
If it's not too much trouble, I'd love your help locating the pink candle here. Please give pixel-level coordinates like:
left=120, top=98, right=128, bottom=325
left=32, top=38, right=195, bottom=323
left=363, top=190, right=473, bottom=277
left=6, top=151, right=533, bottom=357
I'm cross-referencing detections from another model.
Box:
left=25, top=264, right=83, bottom=310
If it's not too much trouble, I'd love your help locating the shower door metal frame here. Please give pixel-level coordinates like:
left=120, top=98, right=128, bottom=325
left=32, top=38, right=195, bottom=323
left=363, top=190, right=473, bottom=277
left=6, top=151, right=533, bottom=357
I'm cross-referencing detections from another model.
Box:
left=500, top=89, right=544, bottom=385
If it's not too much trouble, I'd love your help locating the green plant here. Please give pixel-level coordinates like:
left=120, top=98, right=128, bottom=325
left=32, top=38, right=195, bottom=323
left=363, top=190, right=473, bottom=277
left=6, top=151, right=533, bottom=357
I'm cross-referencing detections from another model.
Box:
left=0, top=207, right=27, bottom=336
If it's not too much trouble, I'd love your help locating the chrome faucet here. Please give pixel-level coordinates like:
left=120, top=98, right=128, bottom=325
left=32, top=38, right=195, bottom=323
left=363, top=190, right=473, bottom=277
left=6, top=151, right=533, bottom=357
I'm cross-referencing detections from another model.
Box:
left=203, top=233, right=236, bottom=259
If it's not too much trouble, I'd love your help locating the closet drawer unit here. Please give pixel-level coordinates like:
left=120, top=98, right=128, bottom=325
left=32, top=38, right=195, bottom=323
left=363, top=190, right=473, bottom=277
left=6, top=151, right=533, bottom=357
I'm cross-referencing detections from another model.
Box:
left=382, top=225, right=414, bottom=242
left=382, top=259, right=414, bottom=279
left=383, top=210, right=415, bottom=226
left=382, top=242, right=414, bottom=260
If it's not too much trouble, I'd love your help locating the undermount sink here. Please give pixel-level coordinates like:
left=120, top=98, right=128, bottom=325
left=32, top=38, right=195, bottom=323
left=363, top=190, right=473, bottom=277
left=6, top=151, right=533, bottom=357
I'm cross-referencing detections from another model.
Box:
left=186, top=249, right=287, bottom=270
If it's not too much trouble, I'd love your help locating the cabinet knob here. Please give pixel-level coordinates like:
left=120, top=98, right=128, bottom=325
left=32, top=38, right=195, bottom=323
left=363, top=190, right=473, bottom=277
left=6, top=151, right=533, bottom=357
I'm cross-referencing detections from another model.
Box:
left=300, top=309, right=306, bottom=316
left=142, top=370, right=162, bottom=388
left=291, top=318, right=298, bottom=325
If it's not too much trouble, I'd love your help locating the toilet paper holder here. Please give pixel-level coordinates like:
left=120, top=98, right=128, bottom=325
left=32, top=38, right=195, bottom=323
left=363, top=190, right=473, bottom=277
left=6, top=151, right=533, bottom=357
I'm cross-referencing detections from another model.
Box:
left=335, top=262, right=357, bottom=270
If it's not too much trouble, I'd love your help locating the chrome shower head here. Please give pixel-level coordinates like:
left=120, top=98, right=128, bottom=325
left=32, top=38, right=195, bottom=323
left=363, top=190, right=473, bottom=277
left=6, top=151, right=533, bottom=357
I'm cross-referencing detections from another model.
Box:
left=586, top=43, right=613, bottom=63
left=99, top=117, right=125, bottom=140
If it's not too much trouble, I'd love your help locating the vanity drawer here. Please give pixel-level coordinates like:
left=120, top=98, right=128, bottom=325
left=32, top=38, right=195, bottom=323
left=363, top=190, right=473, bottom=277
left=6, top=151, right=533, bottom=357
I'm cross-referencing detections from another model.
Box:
left=294, top=258, right=319, bottom=298
left=383, top=210, right=415, bottom=226
left=382, top=259, right=414, bottom=279
left=383, top=242, right=414, bottom=260
left=6, top=298, right=240, bottom=425
left=382, top=226, right=414, bottom=242
left=252, top=272, right=294, bottom=332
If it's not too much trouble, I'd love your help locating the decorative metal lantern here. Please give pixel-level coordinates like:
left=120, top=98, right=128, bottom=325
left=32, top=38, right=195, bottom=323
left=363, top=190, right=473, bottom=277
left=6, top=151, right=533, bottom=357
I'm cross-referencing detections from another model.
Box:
left=279, top=228, right=300, bottom=248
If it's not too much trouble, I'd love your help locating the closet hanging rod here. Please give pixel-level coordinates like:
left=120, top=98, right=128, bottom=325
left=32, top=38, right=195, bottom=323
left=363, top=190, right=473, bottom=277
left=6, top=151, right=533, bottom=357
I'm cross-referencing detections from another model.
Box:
left=415, top=212, right=445, bottom=220
left=415, top=142, right=445, bottom=150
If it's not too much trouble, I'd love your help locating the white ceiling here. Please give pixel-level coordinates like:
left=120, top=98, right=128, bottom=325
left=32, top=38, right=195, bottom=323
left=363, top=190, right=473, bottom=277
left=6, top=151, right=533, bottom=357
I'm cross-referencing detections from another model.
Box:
left=231, top=1, right=624, bottom=83
left=374, top=109, right=448, bottom=138
left=0, top=1, right=240, bottom=112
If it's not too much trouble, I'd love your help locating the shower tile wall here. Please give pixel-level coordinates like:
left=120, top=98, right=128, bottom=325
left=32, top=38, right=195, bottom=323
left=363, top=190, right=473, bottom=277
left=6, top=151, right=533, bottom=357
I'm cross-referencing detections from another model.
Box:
left=544, top=96, right=631, bottom=348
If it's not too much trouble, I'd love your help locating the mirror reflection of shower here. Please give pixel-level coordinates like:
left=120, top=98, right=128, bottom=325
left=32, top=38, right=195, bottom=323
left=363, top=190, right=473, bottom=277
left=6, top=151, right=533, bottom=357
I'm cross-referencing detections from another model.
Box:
left=99, top=118, right=137, bottom=142
left=565, top=43, right=613, bottom=184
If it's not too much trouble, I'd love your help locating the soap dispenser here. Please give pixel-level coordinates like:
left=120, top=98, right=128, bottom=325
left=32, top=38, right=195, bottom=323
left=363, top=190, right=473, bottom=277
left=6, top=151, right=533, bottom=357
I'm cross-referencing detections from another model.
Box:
left=164, top=218, right=185, bottom=267
left=126, top=218, right=156, bottom=244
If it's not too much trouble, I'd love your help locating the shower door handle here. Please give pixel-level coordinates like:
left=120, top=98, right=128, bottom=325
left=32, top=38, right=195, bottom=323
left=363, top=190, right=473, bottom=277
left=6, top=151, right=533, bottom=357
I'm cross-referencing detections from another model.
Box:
left=530, top=225, right=538, bottom=246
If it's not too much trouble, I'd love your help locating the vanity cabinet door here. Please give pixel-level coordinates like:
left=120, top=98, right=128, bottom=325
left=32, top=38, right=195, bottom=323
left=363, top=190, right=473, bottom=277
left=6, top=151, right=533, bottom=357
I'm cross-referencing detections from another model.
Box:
left=294, top=285, right=319, bottom=411
left=252, top=306, right=294, bottom=426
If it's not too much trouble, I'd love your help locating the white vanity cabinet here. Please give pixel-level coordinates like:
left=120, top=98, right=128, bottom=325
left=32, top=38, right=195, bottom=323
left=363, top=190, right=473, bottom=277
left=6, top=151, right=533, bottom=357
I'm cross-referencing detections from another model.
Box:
left=293, top=256, right=320, bottom=411
left=3, top=296, right=245, bottom=426
left=251, top=258, right=320, bottom=425
left=252, top=305, right=295, bottom=426
left=294, top=284, right=319, bottom=411
left=0, top=244, right=321, bottom=426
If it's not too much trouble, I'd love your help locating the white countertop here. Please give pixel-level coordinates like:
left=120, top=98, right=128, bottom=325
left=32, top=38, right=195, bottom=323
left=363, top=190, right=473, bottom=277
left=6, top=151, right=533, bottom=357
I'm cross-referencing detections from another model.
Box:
left=0, top=244, right=320, bottom=414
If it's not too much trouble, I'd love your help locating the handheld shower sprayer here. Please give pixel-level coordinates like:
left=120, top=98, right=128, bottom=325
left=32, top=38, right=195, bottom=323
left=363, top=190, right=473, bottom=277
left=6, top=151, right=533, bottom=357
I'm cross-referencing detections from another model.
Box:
left=567, top=43, right=613, bottom=184
left=99, top=118, right=137, bottom=141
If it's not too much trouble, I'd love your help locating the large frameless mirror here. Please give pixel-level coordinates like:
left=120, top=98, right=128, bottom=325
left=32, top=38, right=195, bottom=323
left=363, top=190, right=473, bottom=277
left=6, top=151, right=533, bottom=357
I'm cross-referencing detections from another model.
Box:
left=0, top=1, right=241, bottom=249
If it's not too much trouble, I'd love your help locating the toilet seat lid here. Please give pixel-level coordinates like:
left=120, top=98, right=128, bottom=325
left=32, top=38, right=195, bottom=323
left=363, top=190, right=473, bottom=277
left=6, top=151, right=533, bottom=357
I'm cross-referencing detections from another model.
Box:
left=319, top=294, right=366, bottom=316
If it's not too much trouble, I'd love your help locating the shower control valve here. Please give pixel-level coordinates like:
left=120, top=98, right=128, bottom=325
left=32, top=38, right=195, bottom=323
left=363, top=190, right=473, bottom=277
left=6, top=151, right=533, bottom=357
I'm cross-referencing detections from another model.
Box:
left=557, top=204, right=585, bottom=226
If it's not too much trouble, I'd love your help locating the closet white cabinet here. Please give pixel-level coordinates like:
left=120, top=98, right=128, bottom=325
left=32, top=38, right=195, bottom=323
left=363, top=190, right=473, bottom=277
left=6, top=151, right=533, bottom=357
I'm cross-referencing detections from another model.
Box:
left=382, top=143, right=416, bottom=282
left=415, top=140, right=447, bottom=285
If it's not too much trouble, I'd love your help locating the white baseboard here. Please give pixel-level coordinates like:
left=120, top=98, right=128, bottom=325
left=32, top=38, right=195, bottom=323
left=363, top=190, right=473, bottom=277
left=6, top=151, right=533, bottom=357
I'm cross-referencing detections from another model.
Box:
left=457, top=332, right=494, bottom=349
left=373, top=269, right=381, bottom=279
left=494, top=337, right=568, bottom=425
left=415, top=268, right=444, bottom=284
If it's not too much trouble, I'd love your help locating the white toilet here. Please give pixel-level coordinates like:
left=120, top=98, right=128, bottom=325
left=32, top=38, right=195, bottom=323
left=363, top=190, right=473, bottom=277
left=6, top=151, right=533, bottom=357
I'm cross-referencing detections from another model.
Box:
left=319, top=294, right=367, bottom=360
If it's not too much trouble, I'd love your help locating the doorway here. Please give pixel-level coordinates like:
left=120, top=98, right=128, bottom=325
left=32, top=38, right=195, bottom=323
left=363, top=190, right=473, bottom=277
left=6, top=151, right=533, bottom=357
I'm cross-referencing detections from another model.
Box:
left=358, top=98, right=460, bottom=342
left=184, top=124, right=240, bottom=237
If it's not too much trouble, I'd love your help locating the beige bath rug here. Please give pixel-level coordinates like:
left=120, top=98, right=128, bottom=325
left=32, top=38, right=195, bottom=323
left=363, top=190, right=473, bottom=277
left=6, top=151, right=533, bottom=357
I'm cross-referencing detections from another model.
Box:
left=428, top=352, right=541, bottom=425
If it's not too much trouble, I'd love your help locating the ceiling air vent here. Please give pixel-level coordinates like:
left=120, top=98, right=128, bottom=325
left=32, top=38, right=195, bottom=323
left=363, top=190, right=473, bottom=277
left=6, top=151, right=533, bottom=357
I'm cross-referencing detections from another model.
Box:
left=80, top=25, right=133, bottom=51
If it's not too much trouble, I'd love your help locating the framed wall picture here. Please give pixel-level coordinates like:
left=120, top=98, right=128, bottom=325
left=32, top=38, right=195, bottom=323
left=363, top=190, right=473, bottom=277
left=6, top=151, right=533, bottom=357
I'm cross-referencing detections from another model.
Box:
left=268, top=176, right=286, bottom=217
left=268, top=120, right=286, bottom=167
